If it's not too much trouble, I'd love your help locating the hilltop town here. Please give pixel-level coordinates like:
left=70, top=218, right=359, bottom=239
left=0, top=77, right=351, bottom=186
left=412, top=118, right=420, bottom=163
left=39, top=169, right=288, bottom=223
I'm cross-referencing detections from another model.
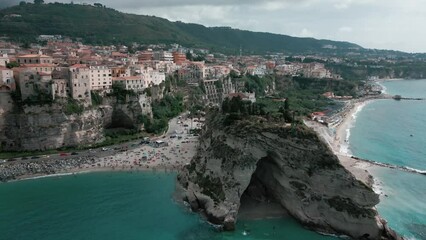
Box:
left=0, top=36, right=347, bottom=106
left=0, top=32, right=418, bottom=154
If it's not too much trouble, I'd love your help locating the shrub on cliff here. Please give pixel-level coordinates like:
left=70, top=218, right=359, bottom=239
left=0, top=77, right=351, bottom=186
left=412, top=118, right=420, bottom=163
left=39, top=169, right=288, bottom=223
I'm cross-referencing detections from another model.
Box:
left=65, top=99, right=84, bottom=115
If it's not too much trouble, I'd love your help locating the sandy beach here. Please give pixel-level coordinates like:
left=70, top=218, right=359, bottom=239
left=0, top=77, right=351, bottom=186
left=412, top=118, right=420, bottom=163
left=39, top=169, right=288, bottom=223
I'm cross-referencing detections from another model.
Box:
left=0, top=114, right=203, bottom=182
left=305, top=98, right=376, bottom=186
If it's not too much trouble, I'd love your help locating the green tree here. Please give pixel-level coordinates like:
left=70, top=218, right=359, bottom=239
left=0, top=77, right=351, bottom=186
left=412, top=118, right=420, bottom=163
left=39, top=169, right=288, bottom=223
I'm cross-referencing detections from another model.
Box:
left=34, top=0, right=44, bottom=4
left=186, top=51, right=193, bottom=61
left=6, top=61, right=20, bottom=69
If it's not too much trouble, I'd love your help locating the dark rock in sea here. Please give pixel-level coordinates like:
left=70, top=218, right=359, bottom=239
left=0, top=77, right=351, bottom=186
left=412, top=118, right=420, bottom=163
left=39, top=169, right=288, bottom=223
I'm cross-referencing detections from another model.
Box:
left=177, top=111, right=403, bottom=240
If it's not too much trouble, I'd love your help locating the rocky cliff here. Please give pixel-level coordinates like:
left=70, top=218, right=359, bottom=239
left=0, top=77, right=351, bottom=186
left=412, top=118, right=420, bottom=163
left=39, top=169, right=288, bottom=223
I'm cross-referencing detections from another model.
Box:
left=0, top=103, right=113, bottom=151
left=0, top=92, right=155, bottom=152
left=178, top=112, right=399, bottom=239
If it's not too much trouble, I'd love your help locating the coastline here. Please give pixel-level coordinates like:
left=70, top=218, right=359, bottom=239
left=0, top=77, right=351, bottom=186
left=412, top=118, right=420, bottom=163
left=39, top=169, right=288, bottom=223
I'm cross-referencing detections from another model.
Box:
left=0, top=113, right=202, bottom=183
left=305, top=97, right=377, bottom=186
left=0, top=136, right=198, bottom=182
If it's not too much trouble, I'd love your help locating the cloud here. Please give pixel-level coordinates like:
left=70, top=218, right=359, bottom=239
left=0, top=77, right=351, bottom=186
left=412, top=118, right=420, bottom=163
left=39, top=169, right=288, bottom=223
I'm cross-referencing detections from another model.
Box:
left=339, top=27, right=353, bottom=33
left=298, top=28, right=314, bottom=38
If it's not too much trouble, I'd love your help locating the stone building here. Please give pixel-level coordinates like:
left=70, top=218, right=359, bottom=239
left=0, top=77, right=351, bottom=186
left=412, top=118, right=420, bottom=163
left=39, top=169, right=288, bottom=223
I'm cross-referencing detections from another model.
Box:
left=70, top=64, right=91, bottom=103
left=18, top=70, right=54, bottom=101
left=0, top=67, right=15, bottom=92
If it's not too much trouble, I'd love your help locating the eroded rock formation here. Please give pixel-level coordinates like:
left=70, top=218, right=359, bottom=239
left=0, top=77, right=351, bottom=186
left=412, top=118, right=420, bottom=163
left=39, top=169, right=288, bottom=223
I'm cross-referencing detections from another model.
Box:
left=0, top=103, right=113, bottom=151
left=178, top=112, right=398, bottom=239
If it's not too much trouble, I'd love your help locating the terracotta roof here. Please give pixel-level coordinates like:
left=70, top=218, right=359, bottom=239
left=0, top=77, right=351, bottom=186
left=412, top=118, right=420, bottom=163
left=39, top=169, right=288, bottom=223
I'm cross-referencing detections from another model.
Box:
left=38, top=72, right=51, bottom=76
left=228, top=93, right=248, bottom=99
left=17, top=54, right=51, bottom=58
left=21, top=64, right=55, bottom=67
left=70, top=64, right=88, bottom=69
left=312, top=112, right=326, bottom=116
left=113, top=76, right=141, bottom=81
left=111, top=52, right=128, bottom=57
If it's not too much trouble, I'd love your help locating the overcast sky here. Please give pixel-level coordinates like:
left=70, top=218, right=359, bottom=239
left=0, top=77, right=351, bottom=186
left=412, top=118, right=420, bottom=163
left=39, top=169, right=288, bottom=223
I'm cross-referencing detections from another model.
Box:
left=3, top=0, right=426, bottom=53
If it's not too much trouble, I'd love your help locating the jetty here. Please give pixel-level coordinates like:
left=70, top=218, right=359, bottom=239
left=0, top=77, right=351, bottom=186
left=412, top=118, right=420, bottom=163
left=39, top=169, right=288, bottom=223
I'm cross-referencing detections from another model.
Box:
left=350, top=156, right=426, bottom=176
left=379, top=94, right=426, bottom=101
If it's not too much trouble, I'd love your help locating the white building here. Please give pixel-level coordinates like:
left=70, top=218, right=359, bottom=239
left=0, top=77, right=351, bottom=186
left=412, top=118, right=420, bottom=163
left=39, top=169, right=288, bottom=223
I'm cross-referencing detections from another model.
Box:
left=0, top=54, right=9, bottom=67
left=112, top=76, right=147, bottom=92
left=130, top=65, right=166, bottom=86
left=153, top=51, right=173, bottom=62
left=149, top=69, right=166, bottom=86
left=89, top=66, right=112, bottom=91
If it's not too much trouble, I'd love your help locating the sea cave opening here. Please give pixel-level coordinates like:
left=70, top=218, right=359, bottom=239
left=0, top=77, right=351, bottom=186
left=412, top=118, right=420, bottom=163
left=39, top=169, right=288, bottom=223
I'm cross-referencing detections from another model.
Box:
left=238, top=154, right=289, bottom=220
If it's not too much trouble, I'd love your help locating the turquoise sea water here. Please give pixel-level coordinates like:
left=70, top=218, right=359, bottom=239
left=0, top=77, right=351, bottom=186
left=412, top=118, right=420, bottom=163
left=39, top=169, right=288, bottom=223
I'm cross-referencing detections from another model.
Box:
left=0, top=172, right=337, bottom=240
left=349, top=79, right=426, bottom=240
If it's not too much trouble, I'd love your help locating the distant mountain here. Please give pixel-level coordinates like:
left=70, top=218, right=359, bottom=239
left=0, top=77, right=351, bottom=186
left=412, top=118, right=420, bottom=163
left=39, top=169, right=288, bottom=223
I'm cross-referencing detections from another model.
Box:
left=0, top=2, right=362, bottom=54
left=0, top=0, right=21, bottom=9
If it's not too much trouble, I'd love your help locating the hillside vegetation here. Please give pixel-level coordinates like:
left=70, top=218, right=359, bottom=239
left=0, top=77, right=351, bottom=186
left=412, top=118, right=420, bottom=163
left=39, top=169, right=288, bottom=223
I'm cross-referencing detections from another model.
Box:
left=0, top=2, right=361, bottom=54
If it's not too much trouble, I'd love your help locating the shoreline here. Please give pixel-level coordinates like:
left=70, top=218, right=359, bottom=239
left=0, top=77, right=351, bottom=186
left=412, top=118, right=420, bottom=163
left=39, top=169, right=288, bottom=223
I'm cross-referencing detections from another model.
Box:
left=0, top=136, right=198, bottom=183
left=1, top=114, right=201, bottom=183
left=305, top=97, right=378, bottom=186
left=10, top=165, right=182, bottom=183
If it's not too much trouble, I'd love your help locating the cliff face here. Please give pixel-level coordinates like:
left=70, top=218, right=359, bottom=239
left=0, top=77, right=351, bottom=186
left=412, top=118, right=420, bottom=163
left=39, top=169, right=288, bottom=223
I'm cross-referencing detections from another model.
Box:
left=0, top=92, right=155, bottom=152
left=178, top=113, right=388, bottom=239
left=0, top=103, right=113, bottom=151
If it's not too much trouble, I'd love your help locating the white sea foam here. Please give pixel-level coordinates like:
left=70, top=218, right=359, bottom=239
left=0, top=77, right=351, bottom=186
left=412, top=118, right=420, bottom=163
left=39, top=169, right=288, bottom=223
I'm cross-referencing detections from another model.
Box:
left=339, top=101, right=369, bottom=156
left=372, top=177, right=384, bottom=196
left=18, top=171, right=92, bottom=182
left=404, top=167, right=426, bottom=175
left=377, top=81, right=387, bottom=94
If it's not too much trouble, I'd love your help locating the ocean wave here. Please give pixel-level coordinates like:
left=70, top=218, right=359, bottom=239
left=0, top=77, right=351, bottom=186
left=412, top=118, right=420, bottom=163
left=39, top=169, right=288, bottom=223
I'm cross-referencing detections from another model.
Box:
left=339, top=101, right=370, bottom=156
left=18, top=171, right=92, bottom=182
left=377, top=82, right=387, bottom=94
left=403, top=167, right=426, bottom=175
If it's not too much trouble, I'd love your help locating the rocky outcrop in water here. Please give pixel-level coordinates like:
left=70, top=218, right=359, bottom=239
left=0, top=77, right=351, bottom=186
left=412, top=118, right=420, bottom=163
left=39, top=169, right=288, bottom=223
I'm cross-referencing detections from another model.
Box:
left=178, top=112, right=400, bottom=239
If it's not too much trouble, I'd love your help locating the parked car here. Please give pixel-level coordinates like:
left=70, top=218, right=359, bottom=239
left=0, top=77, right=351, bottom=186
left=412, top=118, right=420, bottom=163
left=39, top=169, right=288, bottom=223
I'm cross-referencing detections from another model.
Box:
left=71, top=152, right=78, bottom=155
left=31, top=156, right=40, bottom=159
left=59, top=153, right=68, bottom=157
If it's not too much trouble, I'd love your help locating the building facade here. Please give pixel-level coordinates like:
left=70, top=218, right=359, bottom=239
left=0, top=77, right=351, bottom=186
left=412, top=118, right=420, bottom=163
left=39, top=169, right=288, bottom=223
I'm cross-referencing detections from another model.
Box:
left=89, top=66, right=112, bottom=91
